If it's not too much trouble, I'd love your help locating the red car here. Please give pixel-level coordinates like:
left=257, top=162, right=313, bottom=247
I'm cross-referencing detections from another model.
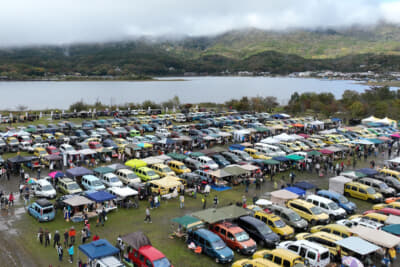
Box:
left=128, top=245, right=172, bottom=267
left=364, top=208, right=400, bottom=216
left=89, top=141, right=102, bottom=150
left=46, top=146, right=60, bottom=155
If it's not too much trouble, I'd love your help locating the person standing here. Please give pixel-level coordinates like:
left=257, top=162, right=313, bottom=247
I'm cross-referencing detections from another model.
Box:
left=8, top=192, right=14, bottom=207
left=213, top=195, right=219, bottom=208
left=53, top=230, right=60, bottom=248
left=144, top=207, right=152, bottom=223
left=44, top=229, right=50, bottom=247
left=68, top=244, right=74, bottom=263
left=101, top=207, right=107, bottom=226
left=63, top=229, right=69, bottom=248
left=38, top=228, right=44, bottom=245
left=202, top=196, right=207, bottom=209
left=69, top=227, right=76, bottom=245
left=154, top=195, right=159, bottom=208
left=179, top=194, right=184, bottom=209
left=57, top=244, right=63, bottom=262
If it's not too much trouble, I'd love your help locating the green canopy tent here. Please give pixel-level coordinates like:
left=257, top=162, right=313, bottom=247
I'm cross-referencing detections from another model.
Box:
left=191, top=205, right=251, bottom=224
left=285, top=154, right=305, bottom=161
left=223, top=165, right=249, bottom=176
left=254, top=127, right=270, bottom=133
left=263, top=159, right=280, bottom=165
left=306, top=151, right=321, bottom=157
left=189, top=152, right=205, bottom=158
left=341, top=170, right=367, bottom=179
left=93, top=166, right=114, bottom=175
left=167, top=153, right=188, bottom=161
left=172, top=215, right=204, bottom=230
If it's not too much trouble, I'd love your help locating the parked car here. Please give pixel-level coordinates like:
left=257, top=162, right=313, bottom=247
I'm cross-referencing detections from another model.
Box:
left=236, top=216, right=280, bottom=248
left=278, top=240, right=330, bottom=267
left=268, top=204, right=308, bottom=232
left=316, top=190, right=357, bottom=214
left=28, top=199, right=56, bottom=222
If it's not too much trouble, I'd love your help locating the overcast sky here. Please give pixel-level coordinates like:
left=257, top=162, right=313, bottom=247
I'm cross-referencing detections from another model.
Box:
left=1, top=0, right=400, bottom=46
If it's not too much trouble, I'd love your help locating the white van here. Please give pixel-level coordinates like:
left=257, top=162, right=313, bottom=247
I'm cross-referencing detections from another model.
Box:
left=156, top=128, right=170, bottom=138
left=255, top=143, right=286, bottom=157
left=100, top=173, right=123, bottom=188
left=92, top=256, right=124, bottom=267
left=115, top=169, right=141, bottom=185
left=33, top=179, right=57, bottom=199
left=195, top=156, right=219, bottom=170
left=306, top=195, right=347, bottom=220
left=279, top=240, right=330, bottom=267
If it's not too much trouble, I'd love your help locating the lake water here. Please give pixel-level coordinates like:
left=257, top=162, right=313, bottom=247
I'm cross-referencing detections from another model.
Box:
left=0, top=76, right=370, bottom=110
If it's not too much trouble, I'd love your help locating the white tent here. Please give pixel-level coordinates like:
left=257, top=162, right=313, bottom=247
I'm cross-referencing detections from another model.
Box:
left=361, top=116, right=380, bottom=124
left=376, top=117, right=397, bottom=127
left=289, top=134, right=304, bottom=140
left=388, top=157, right=400, bottom=164
left=260, top=137, right=280, bottom=144
left=270, top=189, right=298, bottom=206
left=274, top=133, right=295, bottom=142
left=233, top=130, right=251, bottom=142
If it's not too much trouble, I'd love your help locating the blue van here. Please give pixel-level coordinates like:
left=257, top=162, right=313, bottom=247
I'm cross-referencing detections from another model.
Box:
left=28, top=199, right=55, bottom=222
left=81, top=175, right=106, bottom=191
left=188, top=228, right=234, bottom=264
left=317, top=190, right=357, bottom=214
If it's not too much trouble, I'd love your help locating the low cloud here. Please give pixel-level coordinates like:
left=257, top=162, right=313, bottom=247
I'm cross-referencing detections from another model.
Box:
left=0, top=0, right=399, bottom=46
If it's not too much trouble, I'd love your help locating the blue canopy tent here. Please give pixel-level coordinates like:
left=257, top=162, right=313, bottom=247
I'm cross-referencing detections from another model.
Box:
left=271, top=114, right=285, bottom=119
left=66, top=167, right=93, bottom=178
left=272, top=156, right=290, bottom=162
left=283, top=186, right=305, bottom=196
left=293, top=181, right=316, bottom=191
left=79, top=239, right=120, bottom=261
left=382, top=224, right=400, bottom=236
left=356, top=168, right=378, bottom=176
left=229, top=144, right=246, bottom=151
left=331, top=118, right=342, bottom=123
left=86, top=191, right=116, bottom=203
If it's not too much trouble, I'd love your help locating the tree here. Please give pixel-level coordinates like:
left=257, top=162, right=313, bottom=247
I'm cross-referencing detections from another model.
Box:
left=264, top=96, right=279, bottom=112
left=349, top=101, right=365, bottom=118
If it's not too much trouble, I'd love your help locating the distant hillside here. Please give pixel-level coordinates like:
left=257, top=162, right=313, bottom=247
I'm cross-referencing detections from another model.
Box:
left=2, top=23, right=400, bottom=78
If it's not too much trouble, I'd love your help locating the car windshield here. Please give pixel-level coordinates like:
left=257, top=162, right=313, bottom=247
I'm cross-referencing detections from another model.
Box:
left=339, top=196, right=349, bottom=204
left=67, top=183, right=80, bottom=190
left=260, top=226, right=273, bottom=235
left=92, top=180, right=103, bottom=186
left=274, top=219, right=286, bottom=228
left=211, top=240, right=226, bottom=250
left=162, top=167, right=173, bottom=173
left=379, top=183, right=389, bottom=189
left=310, top=206, right=323, bottom=215
left=366, top=187, right=376, bottom=194
left=127, top=174, right=138, bottom=179
left=179, top=165, right=188, bottom=170
left=153, top=257, right=171, bottom=267
left=110, top=177, right=120, bottom=183
left=42, top=185, right=53, bottom=191
left=234, top=231, right=250, bottom=242
left=328, top=202, right=340, bottom=210
left=288, top=212, right=302, bottom=221
left=147, top=170, right=157, bottom=176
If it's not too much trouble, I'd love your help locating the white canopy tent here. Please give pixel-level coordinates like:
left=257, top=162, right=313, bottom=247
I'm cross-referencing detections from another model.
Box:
left=260, top=137, right=280, bottom=144
left=274, top=133, right=295, bottom=142
left=362, top=116, right=380, bottom=124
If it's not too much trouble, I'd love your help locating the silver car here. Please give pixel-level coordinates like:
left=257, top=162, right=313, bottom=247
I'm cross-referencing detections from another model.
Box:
left=268, top=204, right=308, bottom=231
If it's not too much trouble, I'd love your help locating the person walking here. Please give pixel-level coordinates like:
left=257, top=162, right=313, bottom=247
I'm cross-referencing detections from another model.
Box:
left=69, top=227, right=76, bottom=245
left=154, top=195, right=160, bottom=208
left=179, top=194, right=184, bottom=209
left=144, top=207, right=152, bottom=223
left=57, top=243, right=63, bottom=262
left=202, top=196, right=207, bottom=209
left=213, top=195, right=219, bottom=208
left=8, top=192, right=14, bottom=207
left=38, top=228, right=44, bottom=245
left=68, top=244, right=74, bottom=263
left=290, top=172, right=295, bottom=186
left=63, top=229, right=69, bottom=248
left=53, top=230, right=60, bottom=248
left=44, top=229, right=50, bottom=247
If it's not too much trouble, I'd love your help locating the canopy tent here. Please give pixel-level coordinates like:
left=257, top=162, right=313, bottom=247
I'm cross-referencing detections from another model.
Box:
left=385, top=215, right=400, bottom=225
left=48, top=171, right=65, bottom=179
left=255, top=199, right=273, bottom=206
left=367, top=138, right=384, bottom=144
left=350, top=139, right=374, bottom=145
left=263, top=159, right=280, bottom=165
left=325, top=146, right=349, bottom=152
left=107, top=163, right=128, bottom=171
left=208, top=169, right=232, bottom=179
left=191, top=205, right=250, bottom=224
left=154, top=154, right=172, bottom=161
left=272, top=156, right=290, bottom=162
left=63, top=195, right=94, bottom=207
left=335, top=237, right=380, bottom=256
left=274, top=133, right=295, bottom=142
left=239, top=164, right=260, bottom=171
left=172, top=215, right=204, bottom=229
left=223, top=165, right=249, bottom=176
left=356, top=168, right=378, bottom=176
left=254, top=127, right=270, bottom=133
left=293, top=181, right=316, bottom=190
left=66, top=167, right=93, bottom=178
left=121, top=232, right=151, bottom=250
left=376, top=117, right=397, bottom=126
left=7, top=155, right=38, bottom=164
left=319, top=149, right=334, bottom=155
left=79, top=149, right=97, bottom=156
left=349, top=225, right=400, bottom=248
left=270, top=189, right=299, bottom=206
left=362, top=116, right=380, bottom=124
left=382, top=224, right=400, bottom=236
left=157, top=138, right=176, bottom=145
left=107, top=187, right=138, bottom=198
left=391, top=133, right=400, bottom=139
left=125, top=159, right=147, bottom=169
left=79, top=239, right=120, bottom=261
left=202, top=135, right=216, bottom=141
left=218, top=131, right=232, bottom=138
left=341, top=171, right=367, bottom=179
left=307, top=151, right=322, bottom=157
left=93, top=166, right=113, bottom=175
left=86, top=191, right=116, bottom=203
left=232, top=130, right=251, bottom=142
left=285, top=154, right=305, bottom=161
left=260, top=137, right=280, bottom=144
left=284, top=186, right=306, bottom=196
left=388, top=157, right=400, bottom=164
left=189, top=152, right=205, bottom=158
left=44, top=154, right=62, bottom=161
left=167, top=153, right=188, bottom=161
left=97, top=147, right=112, bottom=153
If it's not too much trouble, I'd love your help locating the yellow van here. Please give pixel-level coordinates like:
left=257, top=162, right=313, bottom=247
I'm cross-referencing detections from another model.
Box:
left=253, top=248, right=304, bottom=267
left=244, top=148, right=271, bottom=160
left=232, top=258, right=280, bottom=267
left=280, top=142, right=300, bottom=152
left=296, top=232, right=346, bottom=257
left=254, top=211, right=294, bottom=240
left=308, top=138, right=326, bottom=148
left=168, top=160, right=191, bottom=175
left=379, top=168, right=400, bottom=180
left=344, top=182, right=383, bottom=203
left=54, top=132, right=66, bottom=140
left=310, top=224, right=352, bottom=238
left=286, top=199, right=329, bottom=226
left=349, top=213, right=388, bottom=224
left=151, top=164, right=176, bottom=177
left=373, top=202, right=400, bottom=210
left=148, top=177, right=182, bottom=195
left=34, top=147, right=48, bottom=158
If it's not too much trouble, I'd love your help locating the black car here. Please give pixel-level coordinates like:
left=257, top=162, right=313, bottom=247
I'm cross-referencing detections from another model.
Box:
left=54, top=194, right=75, bottom=210
left=236, top=216, right=280, bottom=248
left=221, top=151, right=242, bottom=164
